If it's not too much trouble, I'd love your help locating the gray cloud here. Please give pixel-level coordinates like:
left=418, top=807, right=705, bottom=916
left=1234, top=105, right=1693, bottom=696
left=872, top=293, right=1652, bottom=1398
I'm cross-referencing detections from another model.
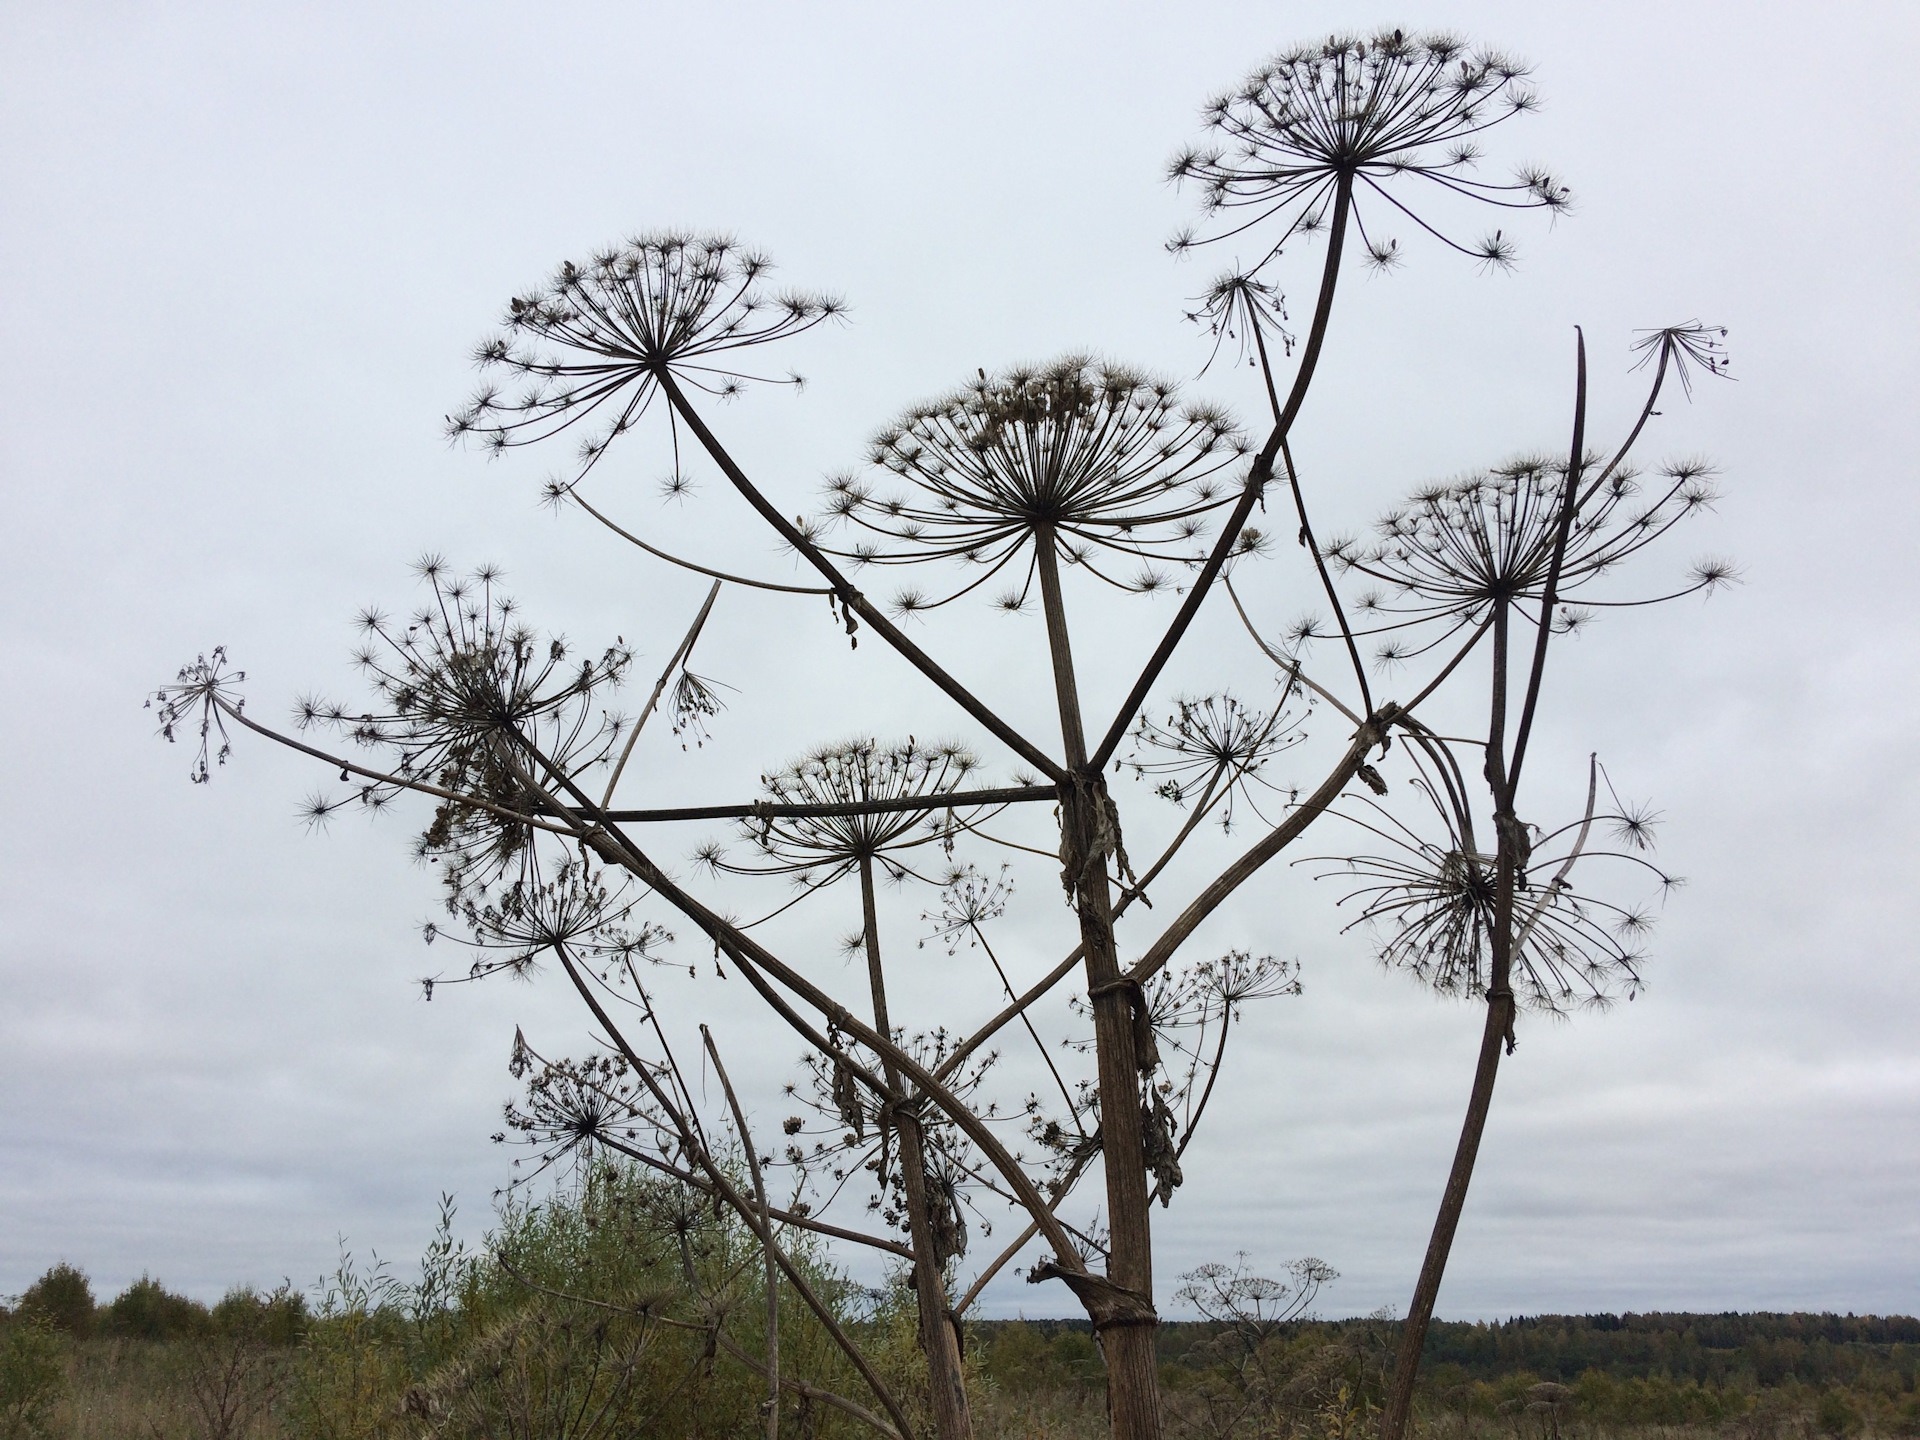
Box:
left=3, top=0, right=1915, bottom=1321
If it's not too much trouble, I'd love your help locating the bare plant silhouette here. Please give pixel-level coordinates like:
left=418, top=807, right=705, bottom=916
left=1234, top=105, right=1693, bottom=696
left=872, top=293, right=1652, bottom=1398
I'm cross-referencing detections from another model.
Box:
left=152, top=27, right=1727, bottom=1440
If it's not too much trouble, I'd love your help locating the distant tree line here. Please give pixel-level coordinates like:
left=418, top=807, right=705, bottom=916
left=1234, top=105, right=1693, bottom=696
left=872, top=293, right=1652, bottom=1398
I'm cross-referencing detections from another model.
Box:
left=3, top=1262, right=308, bottom=1347
left=973, top=1312, right=1920, bottom=1437
left=1404, top=1311, right=1920, bottom=1390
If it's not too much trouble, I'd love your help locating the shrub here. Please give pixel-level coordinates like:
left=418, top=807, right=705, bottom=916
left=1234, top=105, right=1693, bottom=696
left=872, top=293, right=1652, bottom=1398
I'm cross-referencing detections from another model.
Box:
left=212, top=1283, right=309, bottom=1347
left=103, top=1274, right=211, bottom=1343
left=0, top=1318, right=65, bottom=1440
left=1816, top=1387, right=1861, bottom=1436
left=15, top=1263, right=92, bottom=1338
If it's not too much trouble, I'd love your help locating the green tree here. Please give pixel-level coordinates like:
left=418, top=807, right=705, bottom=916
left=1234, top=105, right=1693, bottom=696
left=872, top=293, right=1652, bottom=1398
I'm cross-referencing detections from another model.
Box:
left=15, top=1263, right=92, bottom=1339
left=1817, top=1388, right=1862, bottom=1437
left=104, top=1274, right=211, bottom=1343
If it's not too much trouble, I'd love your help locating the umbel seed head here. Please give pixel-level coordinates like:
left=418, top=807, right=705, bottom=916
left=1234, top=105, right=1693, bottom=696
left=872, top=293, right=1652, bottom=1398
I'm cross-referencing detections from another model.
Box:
left=817, top=357, right=1250, bottom=608
left=1170, top=29, right=1569, bottom=275
left=449, top=232, right=844, bottom=483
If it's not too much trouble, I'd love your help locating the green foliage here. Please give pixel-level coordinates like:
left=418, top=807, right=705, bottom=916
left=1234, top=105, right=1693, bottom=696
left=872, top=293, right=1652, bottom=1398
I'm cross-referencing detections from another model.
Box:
left=104, top=1275, right=212, bottom=1343
left=979, top=1321, right=1104, bottom=1396
left=1159, top=1317, right=1394, bottom=1440
left=408, top=1171, right=759, bottom=1438
left=279, top=1249, right=417, bottom=1440
left=0, top=1318, right=66, bottom=1440
left=1816, top=1387, right=1863, bottom=1437
left=31, top=1205, right=1920, bottom=1440
left=213, top=1284, right=311, bottom=1347
left=15, top=1264, right=93, bottom=1339
left=1892, top=1390, right=1920, bottom=1437
left=275, top=1164, right=916, bottom=1438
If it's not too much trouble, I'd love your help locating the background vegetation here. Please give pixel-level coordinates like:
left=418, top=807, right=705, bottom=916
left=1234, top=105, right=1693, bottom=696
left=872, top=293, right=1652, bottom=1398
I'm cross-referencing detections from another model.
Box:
left=4, top=1169, right=1914, bottom=1439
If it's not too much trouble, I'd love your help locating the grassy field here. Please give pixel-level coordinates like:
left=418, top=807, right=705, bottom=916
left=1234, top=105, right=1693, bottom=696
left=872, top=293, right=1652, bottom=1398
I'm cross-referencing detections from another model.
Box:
left=16, top=1319, right=1917, bottom=1440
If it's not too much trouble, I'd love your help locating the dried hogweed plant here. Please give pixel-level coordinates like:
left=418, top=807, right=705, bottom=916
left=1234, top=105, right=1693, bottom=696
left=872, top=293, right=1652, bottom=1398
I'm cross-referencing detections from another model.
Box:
left=154, top=27, right=1730, bottom=1440
left=1262, top=320, right=1730, bottom=1440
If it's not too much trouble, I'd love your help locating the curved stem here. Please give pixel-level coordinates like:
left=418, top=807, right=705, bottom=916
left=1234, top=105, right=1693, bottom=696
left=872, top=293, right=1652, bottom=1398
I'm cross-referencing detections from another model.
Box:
left=1396, top=615, right=1495, bottom=720
left=1582, top=339, right=1672, bottom=509
left=1509, top=330, right=1587, bottom=789
left=1173, top=1016, right=1234, bottom=1162
left=1513, top=754, right=1598, bottom=951
left=1089, top=174, right=1354, bottom=772
left=567, top=487, right=831, bottom=595
left=1222, top=577, right=1362, bottom=726
left=1116, top=771, right=1225, bottom=910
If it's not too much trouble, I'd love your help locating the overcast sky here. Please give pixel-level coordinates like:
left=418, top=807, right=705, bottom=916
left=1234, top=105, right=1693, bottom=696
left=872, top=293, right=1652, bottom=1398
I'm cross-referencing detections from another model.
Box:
left=3, top=0, right=1917, bottom=1323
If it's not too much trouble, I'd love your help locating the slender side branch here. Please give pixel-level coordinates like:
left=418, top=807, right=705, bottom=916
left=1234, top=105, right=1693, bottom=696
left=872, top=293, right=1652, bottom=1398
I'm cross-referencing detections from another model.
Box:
left=1223, top=577, right=1362, bottom=726
left=603, top=578, right=723, bottom=807
left=936, top=763, right=1251, bottom=1086
left=215, top=700, right=578, bottom=838
left=1280, top=437, right=1372, bottom=716
left=568, top=488, right=834, bottom=596
left=592, top=785, right=1057, bottom=824
left=592, top=1132, right=913, bottom=1258
left=1128, top=716, right=1391, bottom=988
left=953, top=1151, right=1097, bottom=1317
left=706, top=1317, right=905, bottom=1440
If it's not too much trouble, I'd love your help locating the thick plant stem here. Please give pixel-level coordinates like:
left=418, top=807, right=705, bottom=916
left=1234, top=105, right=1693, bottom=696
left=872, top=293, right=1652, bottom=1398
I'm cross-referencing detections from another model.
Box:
left=1378, top=986, right=1515, bottom=1440
left=1386, top=331, right=1599, bottom=1438
left=861, top=857, right=972, bottom=1440
left=1033, top=529, right=1163, bottom=1440
left=1384, top=600, right=1526, bottom=1440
